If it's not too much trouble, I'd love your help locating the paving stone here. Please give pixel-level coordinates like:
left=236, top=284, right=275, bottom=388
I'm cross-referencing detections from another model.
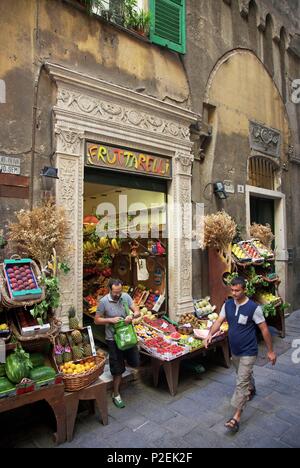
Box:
left=161, top=413, right=199, bottom=437
left=183, top=426, right=238, bottom=448
left=107, top=427, right=152, bottom=448
left=133, top=399, right=177, bottom=424
left=150, top=431, right=193, bottom=448
left=253, top=414, right=292, bottom=438
left=276, top=409, right=300, bottom=426
left=248, top=396, right=277, bottom=414
left=233, top=426, right=276, bottom=448
left=280, top=425, right=300, bottom=448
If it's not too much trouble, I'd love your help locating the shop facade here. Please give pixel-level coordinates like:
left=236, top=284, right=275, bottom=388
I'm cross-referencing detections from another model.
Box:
left=47, top=63, right=199, bottom=325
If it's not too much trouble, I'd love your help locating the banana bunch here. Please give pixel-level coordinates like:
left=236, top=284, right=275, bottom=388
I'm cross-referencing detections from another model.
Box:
left=89, top=306, right=97, bottom=314
left=111, top=238, right=120, bottom=251
left=0, top=323, right=9, bottom=331
left=99, top=237, right=110, bottom=249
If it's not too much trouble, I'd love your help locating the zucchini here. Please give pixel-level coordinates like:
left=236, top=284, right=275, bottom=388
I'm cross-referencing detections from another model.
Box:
left=0, top=377, right=15, bottom=393
left=0, top=364, right=6, bottom=378
left=30, top=353, right=45, bottom=368
left=29, top=366, right=56, bottom=382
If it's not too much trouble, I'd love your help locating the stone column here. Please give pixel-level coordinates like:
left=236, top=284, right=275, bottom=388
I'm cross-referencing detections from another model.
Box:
left=55, top=126, right=84, bottom=326
left=168, top=151, right=194, bottom=320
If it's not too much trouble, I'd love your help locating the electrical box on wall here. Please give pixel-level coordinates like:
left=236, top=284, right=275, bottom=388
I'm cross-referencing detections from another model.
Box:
left=237, top=185, right=245, bottom=194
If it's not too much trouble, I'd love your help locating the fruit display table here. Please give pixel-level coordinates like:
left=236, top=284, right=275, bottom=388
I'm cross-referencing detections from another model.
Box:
left=141, top=335, right=230, bottom=396
left=64, top=377, right=108, bottom=442
left=0, top=383, right=66, bottom=445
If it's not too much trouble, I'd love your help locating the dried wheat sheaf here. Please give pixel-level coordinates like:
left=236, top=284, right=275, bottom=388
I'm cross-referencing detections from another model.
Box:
left=201, top=210, right=237, bottom=252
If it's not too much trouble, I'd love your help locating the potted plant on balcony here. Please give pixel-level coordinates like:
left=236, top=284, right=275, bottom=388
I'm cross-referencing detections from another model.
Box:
left=80, top=0, right=104, bottom=15
left=124, top=0, right=151, bottom=36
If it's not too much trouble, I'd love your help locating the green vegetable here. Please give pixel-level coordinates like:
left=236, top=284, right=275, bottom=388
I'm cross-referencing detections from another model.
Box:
left=5, top=346, right=32, bottom=384
left=0, top=363, right=6, bottom=377
left=29, top=366, right=56, bottom=382
left=0, top=377, right=15, bottom=393
left=30, top=353, right=45, bottom=368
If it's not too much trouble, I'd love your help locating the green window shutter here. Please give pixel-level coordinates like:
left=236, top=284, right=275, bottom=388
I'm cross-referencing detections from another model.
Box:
left=150, top=0, right=186, bottom=54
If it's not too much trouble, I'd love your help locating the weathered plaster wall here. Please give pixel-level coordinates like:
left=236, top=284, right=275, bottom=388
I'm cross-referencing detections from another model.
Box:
left=186, top=0, right=300, bottom=309
left=0, top=0, right=190, bottom=240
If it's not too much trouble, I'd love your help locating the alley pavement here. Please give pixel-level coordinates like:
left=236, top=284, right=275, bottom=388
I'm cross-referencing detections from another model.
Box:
left=3, top=311, right=300, bottom=448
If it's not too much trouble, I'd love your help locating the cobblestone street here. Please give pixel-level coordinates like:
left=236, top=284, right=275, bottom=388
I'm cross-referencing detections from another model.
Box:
left=3, top=311, right=299, bottom=449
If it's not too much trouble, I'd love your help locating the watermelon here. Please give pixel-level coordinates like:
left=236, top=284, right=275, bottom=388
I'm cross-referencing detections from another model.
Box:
left=5, top=346, right=32, bottom=384
left=0, top=363, right=6, bottom=377
left=0, top=377, right=15, bottom=393
left=29, top=366, right=56, bottom=382
left=30, top=353, right=45, bottom=368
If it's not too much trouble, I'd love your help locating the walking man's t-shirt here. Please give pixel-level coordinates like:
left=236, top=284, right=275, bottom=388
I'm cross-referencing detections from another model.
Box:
left=220, top=298, right=265, bottom=357
left=96, top=293, right=133, bottom=341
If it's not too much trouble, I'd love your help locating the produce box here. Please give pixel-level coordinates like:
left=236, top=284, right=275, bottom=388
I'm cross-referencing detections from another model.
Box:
left=140, top=336, right=189, bottom=361
left=251, top=239, right=274, bottom=260
left=231, top=244, right=252, bottom=263
left=193, top=297, right=216, bottom=318
left=3, top=258, right=42, bottom=301
left=16, top=309, right=50, bottom=336
left=238, top=241, right=264, bottom=263
left=54, top=326, right=97, bottom=367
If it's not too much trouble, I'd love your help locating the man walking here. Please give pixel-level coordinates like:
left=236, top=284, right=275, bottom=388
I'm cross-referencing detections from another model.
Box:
left=95, top=279, right=140, bottom=408
left=204, top=277, right=277, bottom=432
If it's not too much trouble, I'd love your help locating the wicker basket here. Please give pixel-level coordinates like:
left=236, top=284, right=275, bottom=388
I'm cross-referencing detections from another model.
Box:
left=62, top=356, right=106, bottom=392
left=0, top=259, right=45, bottom=309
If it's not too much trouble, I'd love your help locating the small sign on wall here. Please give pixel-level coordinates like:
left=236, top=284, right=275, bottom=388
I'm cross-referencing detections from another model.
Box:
left=0, top=156, right=21, bottom=175
left=223, top=180, right=235, bottom=194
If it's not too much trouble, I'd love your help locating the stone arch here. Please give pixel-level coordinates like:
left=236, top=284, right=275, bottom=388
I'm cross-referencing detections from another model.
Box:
left=264, top=14, right=275, bottom=76
left=279, top=27, right=288, bottom=103
left=248, top=0, right=259, bottom=53
left=203, top=48, right=291, bottom=206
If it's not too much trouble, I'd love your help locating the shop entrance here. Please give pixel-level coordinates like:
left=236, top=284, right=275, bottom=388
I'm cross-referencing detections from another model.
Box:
left=83, top=168, right=168, bottom=342
left=250, top=196, right=275, bottom=245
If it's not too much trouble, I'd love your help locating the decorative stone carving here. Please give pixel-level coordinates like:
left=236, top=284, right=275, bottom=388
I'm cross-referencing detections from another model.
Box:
left=175, top=151, right=194, bottom=176
left=249, top=121, right=281, bottom=158
left=56, top=127, right=84, bottom=155
left=238, top=0, right=250, bottom=18
left=288, top=144, right=300, bottom=165
left=57, top=89, right=190, bottom=142
left=56, top=151, right=84, bottom=326
left=49, top=63, right=198, bottom=322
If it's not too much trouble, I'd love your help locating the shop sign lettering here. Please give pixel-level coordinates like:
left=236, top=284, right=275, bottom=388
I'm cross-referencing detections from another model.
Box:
left=86, top=143, right=172, bottom=179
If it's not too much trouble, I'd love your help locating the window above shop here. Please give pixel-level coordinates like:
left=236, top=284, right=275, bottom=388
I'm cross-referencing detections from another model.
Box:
left=82, top=0, right=186, bottom=53
left=248, top=156, right=279, bottom=191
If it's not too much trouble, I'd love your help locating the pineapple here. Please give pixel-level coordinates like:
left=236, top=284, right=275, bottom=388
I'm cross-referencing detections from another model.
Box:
left=59, top=333, right=68, bottom=347
left=83, top=333, right=90, bottom=345
left=55, top=344, right=64, bottom=366
left=72, top=345, right=84, bottom=361
left=56, top=353, right=64, bottom=366
left=63, top=346, right=73, bottom=363
left=68, top=307, right=80, bottom=330
left=71, top=330, right=83, bottom=345
left=83, top=344, right=92, bottom=357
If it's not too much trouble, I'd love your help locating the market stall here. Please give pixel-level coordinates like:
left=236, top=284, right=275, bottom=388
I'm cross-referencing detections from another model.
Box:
left=133, top=307, right=229, bottom=396
left=0, top=202, right=107, bottom=444
left=205, top=212, right=287, bottom=338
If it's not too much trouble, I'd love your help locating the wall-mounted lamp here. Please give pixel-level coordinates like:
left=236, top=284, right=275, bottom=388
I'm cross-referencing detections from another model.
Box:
left=40, top=166, right=59, bottom=192
left=213, top=181, right=228, bottom=200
